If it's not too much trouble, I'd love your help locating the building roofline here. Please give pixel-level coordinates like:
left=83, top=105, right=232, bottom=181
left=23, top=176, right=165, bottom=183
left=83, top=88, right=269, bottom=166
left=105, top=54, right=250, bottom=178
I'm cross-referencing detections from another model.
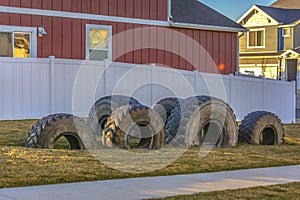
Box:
left=169, top=20, right=247, bottom=33
left=237, top=5, right=279, bottom=25
left=280, top=49, right=300, bottom=57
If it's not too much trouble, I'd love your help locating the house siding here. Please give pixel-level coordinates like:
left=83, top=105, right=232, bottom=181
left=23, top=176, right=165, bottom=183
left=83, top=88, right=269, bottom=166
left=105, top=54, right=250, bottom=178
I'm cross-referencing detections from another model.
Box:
left=284, top=27, right=294, bottom=50
left=240, top=58, right=279, bottom=65
left=240, top=26, right=278, bottom=53
left=294, top=24, right=300, bottom=48
left=0, top=0, right=168, bottom=21
left=0, top=1, right=238, bottom=74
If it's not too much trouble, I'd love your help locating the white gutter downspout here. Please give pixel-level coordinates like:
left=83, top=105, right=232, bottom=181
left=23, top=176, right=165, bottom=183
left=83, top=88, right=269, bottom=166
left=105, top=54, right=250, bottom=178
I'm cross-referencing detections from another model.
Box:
left=168, top=0, right=172, bottom=21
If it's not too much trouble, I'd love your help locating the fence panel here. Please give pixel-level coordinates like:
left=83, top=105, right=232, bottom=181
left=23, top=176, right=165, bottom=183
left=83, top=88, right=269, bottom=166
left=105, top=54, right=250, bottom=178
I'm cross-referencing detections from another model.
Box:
left=0, top=58, right=50, bottom=119
left=0, top=57, right=296, bottom=123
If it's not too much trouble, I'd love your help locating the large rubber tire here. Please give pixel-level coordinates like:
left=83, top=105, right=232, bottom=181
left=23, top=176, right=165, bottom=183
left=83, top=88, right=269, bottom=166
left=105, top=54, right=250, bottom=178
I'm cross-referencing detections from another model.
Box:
left=25, top=113, right=97, bottom=149
left=153, top=97, right=182, bottom=126
left=165, top=106, right=182, bottom=144
left=238, top=111, right=284, bottom=145
left=102, top=104, right=165, bottom=150
left=167, top=96, right=238, bottom=147
left=88, top=95, right=140, bottom=136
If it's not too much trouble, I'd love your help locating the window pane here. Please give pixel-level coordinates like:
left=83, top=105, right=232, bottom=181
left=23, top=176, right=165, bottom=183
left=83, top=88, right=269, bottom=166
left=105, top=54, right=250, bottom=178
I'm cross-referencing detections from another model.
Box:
left=256, top=30, right=264, bottom=46
left=14, top=32, right=31, bottom=58
left=283, top=28, right=290, bottom=36
left=89, top=50, right=108, bottom=61
left=249, top=31, right=255, bottom=46
left=0, top=32, right=12, bottom=57
left=89, top=29, right=108, bottom=49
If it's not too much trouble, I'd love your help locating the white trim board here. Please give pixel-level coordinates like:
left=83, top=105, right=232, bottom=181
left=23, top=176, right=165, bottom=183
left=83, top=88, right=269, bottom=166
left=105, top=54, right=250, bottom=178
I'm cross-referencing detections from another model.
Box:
left=169, top=21, right=245, bottom=33
left=0, top=6, right=170, bottom=27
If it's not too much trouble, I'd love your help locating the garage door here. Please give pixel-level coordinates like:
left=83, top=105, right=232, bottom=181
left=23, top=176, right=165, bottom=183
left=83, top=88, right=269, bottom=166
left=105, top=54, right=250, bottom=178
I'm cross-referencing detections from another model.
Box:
left=287, top=59, right=297, bottom=81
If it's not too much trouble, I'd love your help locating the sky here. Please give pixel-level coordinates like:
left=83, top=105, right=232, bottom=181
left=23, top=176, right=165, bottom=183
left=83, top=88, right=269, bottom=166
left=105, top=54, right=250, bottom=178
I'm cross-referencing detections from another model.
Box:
left=198, top=0, right=277, bottom=21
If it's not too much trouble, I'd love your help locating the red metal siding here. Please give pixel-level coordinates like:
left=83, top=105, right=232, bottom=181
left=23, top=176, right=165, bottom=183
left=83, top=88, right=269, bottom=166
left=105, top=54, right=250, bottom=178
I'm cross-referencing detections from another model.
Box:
left=219, top=32, right=226, bottom=74
left=100, top=0, right=109, bottom=16
left=164, top=30, right=173, bottom=66
left=171, top=28, right=180, bottom=69
left=0, top=0, right=9, bottom=25
left=9, top=0, right=21, bottom=26
left=225, top=33, right=231, bottom=74
left=199, top=31, right=207, bottom=71
left=186, top=29, right=194, bottom=71
left=62, top=18, right=72, bottom=58
left=0, top=0, right=168, bottom=21
left=0, top=1, right=238, bottom=74
left=125, top=23, right=134, bottom=63
left=133, top=24, right=142, bottom=64
left=206, top=31, right=213, bottom=73
left=157, top=27, right=165, bottom=66
left=72, top=19, right=82, bottom=59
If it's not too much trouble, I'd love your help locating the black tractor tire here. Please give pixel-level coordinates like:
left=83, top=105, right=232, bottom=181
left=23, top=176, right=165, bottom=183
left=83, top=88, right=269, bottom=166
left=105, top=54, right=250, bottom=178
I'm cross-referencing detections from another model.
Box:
left=238, top=111, right=284, bottom=145
left=102, top=104, right=165, bottom=150
left=153, top=97, right=182, bottom=126
left=25, top=113, right=97, bottom=149
left=167, top=96, right=238, bottom=147
left=87, top=95, right=140, bottom=136
left=165, top=106, right=182, bottom=144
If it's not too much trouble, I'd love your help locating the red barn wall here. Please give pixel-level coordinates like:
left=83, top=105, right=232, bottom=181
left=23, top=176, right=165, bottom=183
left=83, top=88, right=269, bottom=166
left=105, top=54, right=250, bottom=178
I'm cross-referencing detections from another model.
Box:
left=0, top=0, right=237, bottom=74
left=0, top=0, right=168, bottom=21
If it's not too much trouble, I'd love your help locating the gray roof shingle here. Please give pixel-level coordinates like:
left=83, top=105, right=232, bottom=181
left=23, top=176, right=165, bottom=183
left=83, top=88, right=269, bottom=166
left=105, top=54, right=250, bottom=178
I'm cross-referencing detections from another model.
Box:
left=171, top=0, right=244, bottom=30
left=294, top=47, right=300, bottom=54
left=257, top=5, right=300, bottom=24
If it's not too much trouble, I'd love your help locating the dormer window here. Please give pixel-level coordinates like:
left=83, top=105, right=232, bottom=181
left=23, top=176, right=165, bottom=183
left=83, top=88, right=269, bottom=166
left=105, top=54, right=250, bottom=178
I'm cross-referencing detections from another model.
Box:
left=247, top=28, right=265, bottom=48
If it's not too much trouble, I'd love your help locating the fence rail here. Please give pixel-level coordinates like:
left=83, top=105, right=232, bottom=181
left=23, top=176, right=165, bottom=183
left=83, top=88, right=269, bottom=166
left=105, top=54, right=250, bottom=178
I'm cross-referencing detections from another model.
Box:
left=0, top=57, right=296, bottom=123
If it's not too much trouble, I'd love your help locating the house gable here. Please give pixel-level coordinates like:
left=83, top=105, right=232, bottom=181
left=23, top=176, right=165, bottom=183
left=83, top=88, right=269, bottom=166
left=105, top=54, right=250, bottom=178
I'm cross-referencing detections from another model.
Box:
left=238, top=5, right=278, bottom=27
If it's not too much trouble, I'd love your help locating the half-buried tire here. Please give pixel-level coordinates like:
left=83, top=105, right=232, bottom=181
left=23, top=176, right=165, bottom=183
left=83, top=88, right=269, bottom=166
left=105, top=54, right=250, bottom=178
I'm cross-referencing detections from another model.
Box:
left=102, top=104, right=165, bottom=150
left=88, top=95, right=140, bottom=136
left=25, top=113, right=97, bottom=149
left=167, top=96, right=238, bottom=147
left=238, top=111, right=284, bottom=145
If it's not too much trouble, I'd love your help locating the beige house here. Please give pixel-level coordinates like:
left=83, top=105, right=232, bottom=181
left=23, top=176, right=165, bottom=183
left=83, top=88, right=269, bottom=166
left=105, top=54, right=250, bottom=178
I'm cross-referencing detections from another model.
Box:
left=237, top=3, right=300, bottom=85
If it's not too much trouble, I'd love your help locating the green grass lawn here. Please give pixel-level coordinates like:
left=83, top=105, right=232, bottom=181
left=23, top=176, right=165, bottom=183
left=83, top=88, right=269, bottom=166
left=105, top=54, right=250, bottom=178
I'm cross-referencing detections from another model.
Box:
left=150, top=182, right=300, bottom=200
left=0, top=120, right=300, bottom=188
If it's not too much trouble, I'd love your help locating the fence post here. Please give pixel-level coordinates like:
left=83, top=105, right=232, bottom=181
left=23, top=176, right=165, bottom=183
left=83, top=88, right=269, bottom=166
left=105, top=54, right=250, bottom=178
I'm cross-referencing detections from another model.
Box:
left=150, top=64, right=156, bottom=105
left=49, top=56, right=56, bottom=114
left=263, top=78, right=266, bottom=110
left=229, top=74, right=234, bottom=106
left=193, top=70, right=198, bottom=94
left=104, top=59, right=110, bottom=96
left=292, top=80, right=297, bottom=123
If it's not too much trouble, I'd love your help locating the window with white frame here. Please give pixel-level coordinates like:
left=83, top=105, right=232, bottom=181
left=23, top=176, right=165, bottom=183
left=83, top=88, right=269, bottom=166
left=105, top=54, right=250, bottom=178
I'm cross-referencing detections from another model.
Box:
left=0, top=25, right=37, bottom=58
left=283, top=27, right=290, bottom=37
left=248, top=29, right=265, bottom=48
left=86, top=25, right=112, bottom=61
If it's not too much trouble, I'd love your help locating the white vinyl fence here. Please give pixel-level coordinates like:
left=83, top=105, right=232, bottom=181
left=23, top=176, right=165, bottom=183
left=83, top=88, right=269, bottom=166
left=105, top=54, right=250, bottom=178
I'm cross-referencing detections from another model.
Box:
left=0, top=57, right=296, bottom=123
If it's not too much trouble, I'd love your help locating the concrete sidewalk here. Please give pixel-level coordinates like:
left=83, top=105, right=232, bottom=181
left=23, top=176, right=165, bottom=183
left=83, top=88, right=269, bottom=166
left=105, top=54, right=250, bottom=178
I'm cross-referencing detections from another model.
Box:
left=1, top=165, right=300, bottom=200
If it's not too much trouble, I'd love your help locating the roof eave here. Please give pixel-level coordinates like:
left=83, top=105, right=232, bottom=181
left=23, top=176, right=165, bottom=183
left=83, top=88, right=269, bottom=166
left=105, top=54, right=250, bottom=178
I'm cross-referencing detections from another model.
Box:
left=169, top=20, right=247, bottom=33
